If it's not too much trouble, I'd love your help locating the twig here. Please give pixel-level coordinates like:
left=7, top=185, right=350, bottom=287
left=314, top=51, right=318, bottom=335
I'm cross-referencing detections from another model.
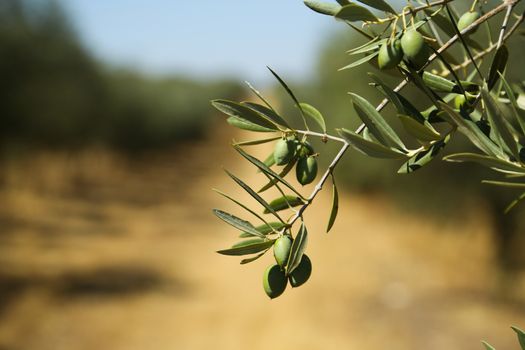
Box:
left=497, top=4, right=514, bottom=48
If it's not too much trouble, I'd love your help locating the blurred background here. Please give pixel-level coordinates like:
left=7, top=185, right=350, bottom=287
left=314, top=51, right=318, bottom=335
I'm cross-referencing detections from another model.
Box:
left=0, top=0, right=524, bottom=349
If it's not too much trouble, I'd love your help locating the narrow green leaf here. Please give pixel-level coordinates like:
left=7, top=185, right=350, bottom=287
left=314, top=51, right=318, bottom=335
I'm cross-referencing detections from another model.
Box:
left=300, top=103, right=326, bottom=133
left=505, top=192, right=525, bottom=214
left=499, top=72, right=525, bottom=135
left=438, top=102, right=505, bottom=159
left=213, top=189, right=269, bottom=236
left=340, top=51, right=379, bottom=70
left=398, top=115, right=441, bottom=142
left=339, top=128, right=408, bottom=159
left=349, top=92, right=406, bottom=150
left=233, top=136, right=281, bottom=147
left=326, top=175, right=339, bottom=233
left=488, top=45, right=508, bottom=91
left=243, top=102, right=291, bottom=129
left=217, top=240, right=275, bottom=256
left=481, top=341, right=496, bottom=350
left=335, top=4, right=378, bottom=22
left=444, top=153, right=525, bottom=174
left=212, top=209, right=264, bottom=237
left=233, top=145, right=303, bottom=198
left=239, top=222, right=287, bottom=238
left=303, top=0, right=341, bottom=16
left=356, top=0, right=395, bottom=14
left=240, top=250, right=269, bottom=264
left=264, top=195, right=304, bottom=213
left=511, top=325, right=525, bottom=350
left=212, top=99, right=279, bottom=130
left=245, top=81, right=275, bottom=112
left=225, top=170, right=283, bottom=221
left=398, top=134, right=450, bottom=174
left=263, top=152, right=276, bottom=168
left=259, top=157, right=297, bottom=192
left=482, top=180, right=525, bottom=188
left=348, top=37, right=384, bottom=55
left=481, top=85, right=519, bottom=161
left=267, top=67, right=303, bottom=114
left=231, top=238, right=265, bottom=248
left=226, top=117, right=276, bottom=132
left=286, top=223, right=309, bottom=275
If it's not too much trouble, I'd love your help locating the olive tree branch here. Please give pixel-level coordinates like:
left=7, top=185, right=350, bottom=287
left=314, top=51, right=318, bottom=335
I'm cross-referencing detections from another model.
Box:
left=497, top=3, right=514, bottom=48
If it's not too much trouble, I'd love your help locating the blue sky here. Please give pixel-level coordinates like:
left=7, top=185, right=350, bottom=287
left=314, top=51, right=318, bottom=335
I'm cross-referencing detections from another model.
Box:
left=58, top=0, right=341, bottom=84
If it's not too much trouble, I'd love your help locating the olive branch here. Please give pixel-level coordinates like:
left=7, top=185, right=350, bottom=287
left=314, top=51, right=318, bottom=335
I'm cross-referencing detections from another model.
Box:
left=211, top=0, right=525, bottom=303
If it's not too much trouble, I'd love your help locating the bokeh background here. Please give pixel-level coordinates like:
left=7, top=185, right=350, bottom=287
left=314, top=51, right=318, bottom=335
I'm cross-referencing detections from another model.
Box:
left=1, top=0, right=525, bottom=349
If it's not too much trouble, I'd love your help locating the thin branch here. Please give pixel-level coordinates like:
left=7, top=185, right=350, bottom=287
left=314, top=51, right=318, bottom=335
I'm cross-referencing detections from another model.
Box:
left=497, top=4, right=514, bottom=48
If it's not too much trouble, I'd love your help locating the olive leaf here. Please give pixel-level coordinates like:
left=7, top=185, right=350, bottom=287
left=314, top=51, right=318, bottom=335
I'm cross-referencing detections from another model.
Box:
left=398, top=134, right=450, bottom=174
left=335, top=4, right=378, bottom=22
left=349, top=92, right=406, bottom=150
left=217, top=239, right=275, bottom=256
left=511, top=326, right=525, bottom=350
left=326, top=174, right=339, bottom=233
left=264, top=195, right=304, bottom=213
left=499, top=72, right=525, bottom=135
left=300, top=102, right=327, bottom=133
left=303, top=0, right=341, bottom=16
left=267, top=67, right=308, bottom=128
left=348, top=38, right=385, bottom=55
left=398, top=114, right=441, bottom=142
left=233, top=145, right=304, bottom=198
left=239, top=222, right=287, bottom=238
left=488, top=45, right=509, bottom=91
left=240, top=250, right=270, bottom=264
left=424, top=9, right=483, bottom=51
left=355, top=0, right=395, bottom=14
left=340, top=51, right=379, bottom=70
left=242, top=102, right=291, bottom=129
left=481, top=85, right=519, bottom=161
left=212, top=99, right=279, bottom=131
left=443, top=153, right=525, bottom=174
left=481, top=341, right=496, bottom=350
left=481, top=180, right=525, bottom=189
left=339, top=128, right=408, bottom=159
left=224, top=170, right=284, bottom=221
left=233, top=136, right=281, bottom=147
left=504, top=192, right=525, bottom=214
left=212, top=209, right=265, bottom=237
left=286, top=223, right=308, bottom=275
left=259, top=157, right=297, bottom=192
left=226, top=117, right=276, bottom=132
left=438, top=102, right=505, bottom=159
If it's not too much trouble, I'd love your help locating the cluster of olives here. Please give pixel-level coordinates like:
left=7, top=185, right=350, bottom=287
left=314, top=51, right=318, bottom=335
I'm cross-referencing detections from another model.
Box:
left=263, top=235, right=312, bottom=299
left=378, top=29, right=429, bottom=70
left=378, top=10, right=480, bottom=72
left=273, top=137, right=318, bottom=186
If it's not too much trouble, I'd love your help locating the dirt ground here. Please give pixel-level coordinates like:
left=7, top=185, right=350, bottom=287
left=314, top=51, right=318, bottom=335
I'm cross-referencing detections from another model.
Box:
left=0, top=124, right=524, bottom=350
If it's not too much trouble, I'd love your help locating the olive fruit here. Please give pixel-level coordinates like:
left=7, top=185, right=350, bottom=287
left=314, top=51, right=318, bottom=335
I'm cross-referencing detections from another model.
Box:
left=288, top=254, right=312, bottom=288
left=273, top=235, right=293, bottom=267
left=457, top=11, right=480, bottom=33
left=377, top=40, right=403, bottom=70
left=296, top=140, right=315, bottom=158
left=273, top=138, right=296, bottom=166
left=400, top=29, right=429, bottom=69
left=454, top=93, right=476, bottom=113
left=263, top=264, right=287, bottom=299
left=296, top=156, right=318, bottom=186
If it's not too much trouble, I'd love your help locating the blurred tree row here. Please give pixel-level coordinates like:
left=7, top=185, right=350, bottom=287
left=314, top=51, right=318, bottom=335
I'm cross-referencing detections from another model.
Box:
left=0, top=0, right=243, bottom=151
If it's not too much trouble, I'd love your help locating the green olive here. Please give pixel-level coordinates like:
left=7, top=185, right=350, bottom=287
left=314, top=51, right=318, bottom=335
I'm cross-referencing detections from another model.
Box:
left=273, top=235, right=293, bottom=267
left=296, top=156, right=318, bottom=186
left=263, top=264, right=287, bottom=299
left=377, top=40, right=403, bottom=70
left=400, top=29, right=429, bottom=69
left=296, top=140, right=315, bottom=158
left=273, top=138, right=296, bottom=166
left=454, top=93, right=476, bottom=113
left=457, top=11, right=480, bottom=33
left=288, top=254, right=312, bottom=288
